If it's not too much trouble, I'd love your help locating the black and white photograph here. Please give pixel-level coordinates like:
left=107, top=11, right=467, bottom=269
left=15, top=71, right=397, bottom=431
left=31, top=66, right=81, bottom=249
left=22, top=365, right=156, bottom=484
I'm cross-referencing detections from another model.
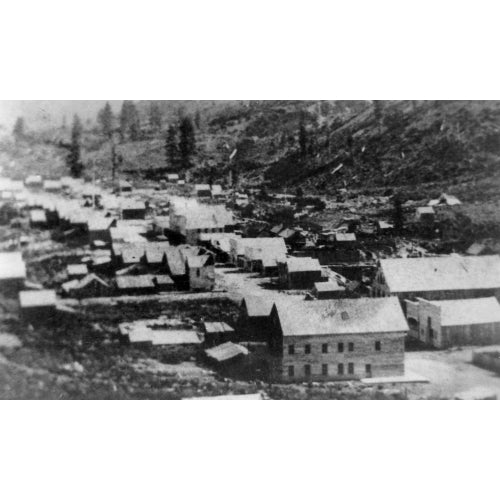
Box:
left=2, top=99, right=500, bottom=400
left=2, top=3, right=500, bottom=500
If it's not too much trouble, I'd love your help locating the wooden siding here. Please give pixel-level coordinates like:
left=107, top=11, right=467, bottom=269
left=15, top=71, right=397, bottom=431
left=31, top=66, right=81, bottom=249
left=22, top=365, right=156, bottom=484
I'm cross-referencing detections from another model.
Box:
left=270, top=332, right=405, bottom=382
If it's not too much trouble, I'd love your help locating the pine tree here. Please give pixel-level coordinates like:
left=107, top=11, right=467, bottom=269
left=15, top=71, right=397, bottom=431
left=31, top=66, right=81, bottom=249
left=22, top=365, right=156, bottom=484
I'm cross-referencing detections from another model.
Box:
left=119, top=101, right=134, bottom=140
left=179, top=116, right=196, bottom=169
left=299, top=117, right=308, bottom=158
left=165, top=124, right=180, bottom=170
left=68, top=114, right=84, bottom=178
left=13, top=117, right=25, bottom=142
left=97, top=102, right=114, bottom=138
left=149, top=102, right=163, bottom=133
left=128, top=102, right=141, bottom=141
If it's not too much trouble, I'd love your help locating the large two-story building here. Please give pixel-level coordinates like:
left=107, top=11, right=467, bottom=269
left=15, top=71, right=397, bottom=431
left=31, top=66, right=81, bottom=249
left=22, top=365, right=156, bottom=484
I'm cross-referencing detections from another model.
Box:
left=268, top=297, right=408, bottom=382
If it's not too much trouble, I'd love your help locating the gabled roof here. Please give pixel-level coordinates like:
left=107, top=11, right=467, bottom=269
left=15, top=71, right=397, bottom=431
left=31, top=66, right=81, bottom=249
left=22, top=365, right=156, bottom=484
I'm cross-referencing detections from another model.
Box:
left=205, top=342, right=249, bottom=362
left=242, top=296, right=274, bottom=317
left=430, top=297, right=500, bottom=327
left=379, top=256, right=500, bottom=293
left=67, top=264, right=88, bottom=276
left=314, top=281, right=344, bottom=292
left=29, top=209, right=47, bottom=223
left=19, top=290, right=57, bottom=308
left=204, top=322, right=235, bottom=334
left=416, top=206, right=435, bottom=215
left=335, top=233, right=356, bottom=242
left=285, top=257, right=322, bottom=273
left=187, top=254, right=212, bottom=268
left=77, top=273, right=109, bottom=289
left=429, top=193, right=462, bottom=207
left=88, top=216, right=114, bottom=232
left=121, top=245, right=145, bottom=265
left=0, top=252, right=26, bottom=280
left=273, top=297, right=408, bottom=337
left=116, top=275, right=155, bottom=290
left=165, top=248, right=186, bottom=276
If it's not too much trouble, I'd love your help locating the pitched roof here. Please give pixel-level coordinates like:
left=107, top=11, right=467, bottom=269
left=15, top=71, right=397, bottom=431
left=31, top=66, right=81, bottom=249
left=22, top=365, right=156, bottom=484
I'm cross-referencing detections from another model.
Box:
left=273, top=297, right=408, bottom=337
left=285, top=257, right=322, bottom=273
left=314, top=281, right=344, bottom=292
left=116, top=275, right=155, bottom=290
left=121, top=246, right=145, bottom=265
left=67, top=264, right=88, bottom=276
left=204, top=322, right=235, bottom=334
left=416, top=206, right=435, bottom=215
left=144, top=243, right=170, bottom=264
left=0, top=252, right=26, bottom=280
left=154, top=275, right=174, bottom=286
left=187, top=254, right=213, bottom=269
left=205, top=342, right=249, bottom=362
left=29, top=209, right=47, bottom=223
left=19, top=290, right=57, bottom=308
left=242, top=296, right=274, bottom=317
left=430, top=297, right=500, bottom=327
left=335, top=233, right=356, bottom=242
left=165, top=248, right=186, bottom=276
left=77, top=273, right=109, bottom=289
left=379, top=256, right=500, bottom=293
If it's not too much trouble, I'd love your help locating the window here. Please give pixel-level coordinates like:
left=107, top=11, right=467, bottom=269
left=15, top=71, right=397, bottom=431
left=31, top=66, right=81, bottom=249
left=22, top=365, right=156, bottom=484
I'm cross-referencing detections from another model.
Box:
left=322, top=364, right=328, bottom=376
left=338, top=363, right=344, bottom=375
left=196, top=269, right=201, bottom=277
left=288, top=366, right=295, bottom=378
left=288, top=345, right=295, bottom=355
left=341, top=311, right=349, bottom=321
left=365, top=364, right=372, bottom=376
left=348, top=363, right=354, bottom=375
left=304, top=364, right=311, bottom=377
left=305, top=344, right=311, bottom=354
left=348, top=342, right=354, bottom=352
left=322, top=344, right=328, bottom=354
left=375, top=341, right=381, bottom=352
left=338, top=342, right=344, bottom=353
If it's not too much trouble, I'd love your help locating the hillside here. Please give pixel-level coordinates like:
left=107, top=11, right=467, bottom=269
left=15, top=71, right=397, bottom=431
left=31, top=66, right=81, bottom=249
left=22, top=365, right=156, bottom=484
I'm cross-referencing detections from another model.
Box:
left=2, top=100, right=500, bottom=204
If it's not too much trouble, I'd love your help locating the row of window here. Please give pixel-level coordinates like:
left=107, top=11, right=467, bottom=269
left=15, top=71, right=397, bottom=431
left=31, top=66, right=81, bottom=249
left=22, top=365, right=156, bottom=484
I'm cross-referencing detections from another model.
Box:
left=287, top=341, right=382, bottom=355
left=288, top=363, right=372, bottom=377
left=196, top=228, right=224, bottom=234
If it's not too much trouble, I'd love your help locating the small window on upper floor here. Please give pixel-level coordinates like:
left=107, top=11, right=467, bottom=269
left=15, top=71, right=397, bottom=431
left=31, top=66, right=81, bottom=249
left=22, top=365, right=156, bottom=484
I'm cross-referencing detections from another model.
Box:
left=288, top=345, right=295, bottom=355
left=341, top=311, right=349, bottom=321
left=348, top=342, right=354, bottom=352
left=375, top=341, right=381, bottom=352
left=322, top=344, right=328, bottom=354
left=338, top=342, right=344, bottom=353
left=305, top=344, right=311, bottom=354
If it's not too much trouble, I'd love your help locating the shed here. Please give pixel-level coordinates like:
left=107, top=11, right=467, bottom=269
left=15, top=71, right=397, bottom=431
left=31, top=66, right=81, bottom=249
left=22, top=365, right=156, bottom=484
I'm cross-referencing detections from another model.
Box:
left=205, top=342, right=249, bottom=364
left=19, top=289, right=57, bottom=321
left=0, top=252, right=26, bottom=292
left=29, top=209, right=47, bottom=227
left=121, top=200, right=146, bottom=220
left=203, top=322, right=235, bottom=347
left=187, top=254, right=215, bottom=291
left=61, top=273, right=110, bottom=299
left=67, top=264, right=89, bottom=280
left=312, top=281, right=346, bottom=300
left=116, top=275, right=156, bottom=295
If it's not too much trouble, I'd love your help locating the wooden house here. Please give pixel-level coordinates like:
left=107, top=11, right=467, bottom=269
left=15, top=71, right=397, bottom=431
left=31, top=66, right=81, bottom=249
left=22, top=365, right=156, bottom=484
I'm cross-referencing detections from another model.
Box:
left=268, top=297, right=408, bottom=382
left=312, top=281, right=346, bottom=300
left=277, top=257, right=322, bottom=290
left=203, top=322, right=235, bottom=347
left=237, top=296, right=274, bottom=341
left=186, top=254, right=215, bottom=291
